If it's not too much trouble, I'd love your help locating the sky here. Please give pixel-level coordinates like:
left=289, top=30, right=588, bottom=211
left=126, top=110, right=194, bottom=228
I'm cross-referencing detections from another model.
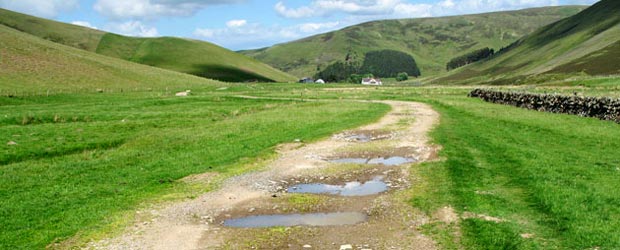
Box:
left=0, top=0, right=598, bottom=50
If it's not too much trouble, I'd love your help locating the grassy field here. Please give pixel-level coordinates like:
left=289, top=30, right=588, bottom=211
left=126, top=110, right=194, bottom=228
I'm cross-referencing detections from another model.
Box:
left=0, top=91, right=390, bottom=249
left=212, top=84, right=620, bottom=249
left=2, top=11, right=619, bottom=247
left=2, top=81, right=619, bottom=249
left=240, top=6, right=585, bottom=78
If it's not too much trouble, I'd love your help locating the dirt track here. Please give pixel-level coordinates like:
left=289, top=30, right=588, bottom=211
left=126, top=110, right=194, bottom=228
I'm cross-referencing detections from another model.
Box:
left=84, top=100, right=440, bottom=250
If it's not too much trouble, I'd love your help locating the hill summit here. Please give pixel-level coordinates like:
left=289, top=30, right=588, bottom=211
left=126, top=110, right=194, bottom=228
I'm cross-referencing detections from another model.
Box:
left=438, top=0, right=620, bottom=84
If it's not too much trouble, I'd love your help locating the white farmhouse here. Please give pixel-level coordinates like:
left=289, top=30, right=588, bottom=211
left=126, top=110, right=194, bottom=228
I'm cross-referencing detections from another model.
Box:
left=361, top=78, right=382, bottom=85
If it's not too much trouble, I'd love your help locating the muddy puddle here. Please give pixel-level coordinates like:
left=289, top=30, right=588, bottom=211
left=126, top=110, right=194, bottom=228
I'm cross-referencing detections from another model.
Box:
left=287, top=176, right=388, bottom=196
left=223, top=212, right=367, bottom=228
left=329, top=156, right=415, bottom=166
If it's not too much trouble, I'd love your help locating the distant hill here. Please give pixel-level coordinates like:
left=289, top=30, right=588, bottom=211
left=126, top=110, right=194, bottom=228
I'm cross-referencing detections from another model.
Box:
left=0, top=8, right=295, bottom=83
left=436, top=0, right=620, bottom=84
left=240, top=6, right=586, bottom=78
left=0, top=24, right=219, bottom=91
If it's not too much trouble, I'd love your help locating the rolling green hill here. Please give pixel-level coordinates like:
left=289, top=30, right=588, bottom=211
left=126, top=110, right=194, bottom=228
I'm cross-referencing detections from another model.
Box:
left=0, top=24, right=220, bottom=92
left=240, top=6, right=586, bottom=78
left=0, top=8, right=295, bottom=83
left=437, top=0, right=620, bottom=84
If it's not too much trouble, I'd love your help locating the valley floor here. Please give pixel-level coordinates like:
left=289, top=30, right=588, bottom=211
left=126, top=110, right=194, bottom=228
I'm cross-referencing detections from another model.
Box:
left=3, top=83, right=619, bottom=250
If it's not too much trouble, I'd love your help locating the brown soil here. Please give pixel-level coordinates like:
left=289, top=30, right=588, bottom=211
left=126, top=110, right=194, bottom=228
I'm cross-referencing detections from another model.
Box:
left=81, top=101, right=440, bottom=250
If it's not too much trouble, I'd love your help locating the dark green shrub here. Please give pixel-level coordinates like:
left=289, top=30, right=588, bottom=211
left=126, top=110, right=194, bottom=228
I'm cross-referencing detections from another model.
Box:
left=360, top=50, right=421, bottom=77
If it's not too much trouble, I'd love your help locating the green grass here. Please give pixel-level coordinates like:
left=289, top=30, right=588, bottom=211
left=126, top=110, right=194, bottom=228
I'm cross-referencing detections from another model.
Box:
left=0, top=92, right=390, bottom=249
left=0, top=24, right=221, bottom=93
left=95, top=34, right=295, bottom=82
left=0, top=8, right=104, bottom=52
left=2, top=80, right=620, bottom=249
left=240, top=6, right=585, bottom=78
left=438, top=0, right=620, bottom=84
left=0, top=8, right=295, bottom=83
left=216, top=84, right=620, bottom=249
left=411, top=92, right=620, bottom=249
left=2, top=19, right=619, bottom=248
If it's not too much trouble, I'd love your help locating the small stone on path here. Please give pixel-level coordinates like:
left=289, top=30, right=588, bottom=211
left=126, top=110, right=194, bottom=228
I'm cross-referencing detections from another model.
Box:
left=303, top=244, right=312, bottom=248
left=340, top=245, right=353, bottom=250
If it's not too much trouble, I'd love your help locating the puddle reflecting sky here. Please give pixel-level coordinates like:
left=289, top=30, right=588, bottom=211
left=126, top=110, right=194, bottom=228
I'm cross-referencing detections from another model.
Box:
left=223, top=212, right=367, bottom=228
left=288, top=176, right=388, bottom=196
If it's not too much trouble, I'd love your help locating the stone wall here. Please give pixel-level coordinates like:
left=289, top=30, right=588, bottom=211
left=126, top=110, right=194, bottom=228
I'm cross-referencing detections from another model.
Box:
left=468, top=89, right=620, bottom=123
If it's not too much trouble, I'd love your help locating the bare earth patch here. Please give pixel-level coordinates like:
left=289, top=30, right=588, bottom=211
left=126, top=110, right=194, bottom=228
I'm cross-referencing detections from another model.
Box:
left=433, top=206, right=459, bottom=225
left=461, top=212, right=505, bottom=223
left=80, top=101, right=440, bottom=250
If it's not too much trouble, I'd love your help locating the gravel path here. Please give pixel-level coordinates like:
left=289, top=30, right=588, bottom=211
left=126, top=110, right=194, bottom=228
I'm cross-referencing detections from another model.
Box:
left=82, top=100, right=440, bottom=250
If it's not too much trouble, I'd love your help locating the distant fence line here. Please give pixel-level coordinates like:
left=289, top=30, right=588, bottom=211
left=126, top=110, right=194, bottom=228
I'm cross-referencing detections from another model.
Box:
left=469, top=89, right=620, bottom=123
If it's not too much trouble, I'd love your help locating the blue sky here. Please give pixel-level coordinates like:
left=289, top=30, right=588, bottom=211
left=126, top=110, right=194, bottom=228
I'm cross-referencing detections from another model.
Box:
left=0, top=0, right=598, bottom=50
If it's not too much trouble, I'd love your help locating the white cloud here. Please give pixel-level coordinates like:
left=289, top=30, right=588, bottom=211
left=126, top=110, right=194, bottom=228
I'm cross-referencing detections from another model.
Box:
left=0, top=0, right=78, bottom=18
left=438, top=0, right=455, bottom=8
left=71, top=21, right=98, bottom=30
left=275, top=0, right=396, bottom=18
left=226, top=19, right=247, bottom=28
left=94, top=0, right=246, bottom=20
left=274, top=0, right=587, bottom=19
left=274, top=2, right=316, bottom=18
left=194, top=21, right=345, bottom=50
left=106, top=21, right=159, bottom=37
left=394, top=3, right=433, bottom=17
left=299, top=21, right=340, bottom=33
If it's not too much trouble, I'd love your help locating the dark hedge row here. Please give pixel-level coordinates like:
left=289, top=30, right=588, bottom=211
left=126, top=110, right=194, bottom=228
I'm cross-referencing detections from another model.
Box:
left=469, top=89, right=620, bottom=123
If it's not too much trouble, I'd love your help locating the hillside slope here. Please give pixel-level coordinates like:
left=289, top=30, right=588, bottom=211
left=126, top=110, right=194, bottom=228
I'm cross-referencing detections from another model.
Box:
left=240, top=6, right=586, bottom=78
left=437, top=0, right=620, bottom=84
left=0, top=24, right=220, bottom=91
left=0, top=8, right=295, bottom=83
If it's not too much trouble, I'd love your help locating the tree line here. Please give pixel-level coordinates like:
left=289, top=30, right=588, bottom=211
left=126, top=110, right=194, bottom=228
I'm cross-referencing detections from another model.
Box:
left=446, top=47, right=495, bottom=71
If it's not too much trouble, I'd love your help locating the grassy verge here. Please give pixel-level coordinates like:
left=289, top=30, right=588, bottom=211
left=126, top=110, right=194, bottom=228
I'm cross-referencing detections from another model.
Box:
left=0, top=92, right=389, bottom=249
left=411, top=94, right=620, bottom=249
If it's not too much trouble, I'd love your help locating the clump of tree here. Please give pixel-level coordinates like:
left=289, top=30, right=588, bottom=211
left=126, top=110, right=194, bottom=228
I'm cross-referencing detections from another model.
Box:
left=360, top=50, right=421, bottom=78
left=314, top=50, right=420, bottom=82
left=446, top=47, right=495, bottom=71
left=396, top=72, right=409, bottom=82
left=314, top=61, right=359, bottom=83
